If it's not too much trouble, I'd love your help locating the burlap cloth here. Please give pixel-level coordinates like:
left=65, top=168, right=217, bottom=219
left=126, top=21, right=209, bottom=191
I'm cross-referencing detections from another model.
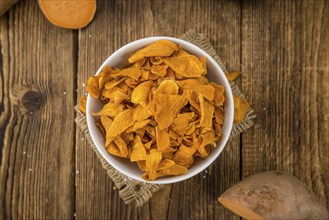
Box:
left=75, top=30, right=256, bottom=207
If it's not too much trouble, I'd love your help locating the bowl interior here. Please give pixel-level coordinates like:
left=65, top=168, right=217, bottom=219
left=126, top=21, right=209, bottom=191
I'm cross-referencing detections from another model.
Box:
left=86, top=37, right=234, bottom=184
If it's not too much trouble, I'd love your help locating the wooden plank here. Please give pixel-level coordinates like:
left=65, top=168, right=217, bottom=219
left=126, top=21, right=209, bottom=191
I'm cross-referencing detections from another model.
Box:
left=0, top=1, right=76, bottom=219
left=75, top=0, right=241, bottom=219
left=242, top=0, right=329, bottom=209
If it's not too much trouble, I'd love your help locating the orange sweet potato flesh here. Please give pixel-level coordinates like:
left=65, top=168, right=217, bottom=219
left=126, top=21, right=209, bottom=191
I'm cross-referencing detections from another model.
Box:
left=38, top=0, right=96, bottom=29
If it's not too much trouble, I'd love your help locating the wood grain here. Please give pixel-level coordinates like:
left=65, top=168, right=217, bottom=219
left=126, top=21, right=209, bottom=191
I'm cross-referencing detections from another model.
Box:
left=1, top=0, right=328, bottom=219
left=75, top=0, right=241, bottom=219
left=241, top=0, right=329, bottom=207
left=0, top=1, right=75, bottom=219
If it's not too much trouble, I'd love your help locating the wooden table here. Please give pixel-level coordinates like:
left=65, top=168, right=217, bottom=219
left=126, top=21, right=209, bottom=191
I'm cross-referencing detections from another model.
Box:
left=0, top=0, right=328, bottom=219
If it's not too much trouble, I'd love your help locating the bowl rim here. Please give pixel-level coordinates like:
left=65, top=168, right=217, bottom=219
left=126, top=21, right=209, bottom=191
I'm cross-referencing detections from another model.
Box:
left=86, top=36, right=234, bottom=184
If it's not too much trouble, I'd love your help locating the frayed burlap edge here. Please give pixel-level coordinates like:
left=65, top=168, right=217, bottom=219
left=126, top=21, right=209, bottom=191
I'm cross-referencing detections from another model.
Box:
left=74, top=31, right=256, bottom=207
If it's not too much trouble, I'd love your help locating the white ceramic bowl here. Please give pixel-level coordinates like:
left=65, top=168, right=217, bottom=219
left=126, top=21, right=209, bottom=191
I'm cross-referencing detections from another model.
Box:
left=86, top=37, right=234, bottom=184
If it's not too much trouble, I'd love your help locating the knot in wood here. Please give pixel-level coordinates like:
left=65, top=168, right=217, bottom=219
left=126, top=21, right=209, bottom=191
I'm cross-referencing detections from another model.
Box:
left=21, top=90, right=43, bottom=111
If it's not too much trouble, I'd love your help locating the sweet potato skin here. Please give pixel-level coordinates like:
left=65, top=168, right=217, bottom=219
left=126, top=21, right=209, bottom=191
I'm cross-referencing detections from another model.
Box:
left=219, top=171, right=329, bottom=219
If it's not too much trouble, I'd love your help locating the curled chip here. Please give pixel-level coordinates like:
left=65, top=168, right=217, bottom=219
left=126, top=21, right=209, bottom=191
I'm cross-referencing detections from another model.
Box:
left=81, top=40, right=250, bottom=181
left=233, top=96, right=250, bottom=123
left=225, top=71, right=241, bottom=81
left=79, top=96, right=87, bottom=114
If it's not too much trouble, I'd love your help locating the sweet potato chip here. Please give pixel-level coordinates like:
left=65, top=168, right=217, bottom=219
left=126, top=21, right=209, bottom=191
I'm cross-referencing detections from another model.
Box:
left=102, top=88, right=129, bottom=104
left=100, top=116, right=113, bottom=133
left=130, top=135, right=147, bottom=161
left=210, top=82, right=225, bottom=106
left=171, top=112, right=195, bottom=136
left=145, top=149, right=162, bottom=180
left=177, top=79, right=214, bottom=101
left=104, top=77, right=126, bottom=90
left=107, top=109, right=135, bottom=138
left=86, top=76, right=101, bottom=99
left=106, top=142, right=128, bottom=159
left=233, top=96, right=250, bottom=123
left=79, top=96, right=87, bottom=114
left=114, top=136, right=129, bottom=158
left=157, top=164, right=188, bottom=177
left=156, top=127, right=175, bottom=153
left=128, top=40, right=179, bottom=63
left=131, top=80, right=153, bottom=106
left=99, top=66, right=120, bottom=89
left=111, top=67, right=141, bottom=80
left=226, top=71, right=241, bottom=81
left=126, top=119, right=150, bottom=133
left=151, top=64, right=168, bottom=77
left=197, top=131, right=216, bottom=158
left=92, top=102, right=124, bottom=117
left=154, top=79, right=179, bottom=95
left=199, top=95, right=214, bottom=128
left=150, top=93, right=187, bottom=130
left=133, top=104, right=151, bottom=121
left=157, top=159, right=175, bottom=171
left=163, top=55, right=205, bottom=78
left=172, top=144, right=197, bottom=167
left=136, top=160, right=146, bottom=171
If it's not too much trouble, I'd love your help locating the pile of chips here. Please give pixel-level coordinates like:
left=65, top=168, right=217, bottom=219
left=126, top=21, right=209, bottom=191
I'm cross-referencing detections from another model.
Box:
left=79, top=40, right=249, bottom=180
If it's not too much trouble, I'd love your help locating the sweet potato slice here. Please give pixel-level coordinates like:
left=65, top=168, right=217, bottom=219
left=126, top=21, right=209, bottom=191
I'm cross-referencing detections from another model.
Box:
left=38, top=0, right=96, bottom=29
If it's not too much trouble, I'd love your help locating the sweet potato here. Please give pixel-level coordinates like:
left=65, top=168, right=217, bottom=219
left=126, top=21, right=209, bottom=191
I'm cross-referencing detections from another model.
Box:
left=218, top=171, right=329, bottom=219
left=38, top=0, right=96, bottom=29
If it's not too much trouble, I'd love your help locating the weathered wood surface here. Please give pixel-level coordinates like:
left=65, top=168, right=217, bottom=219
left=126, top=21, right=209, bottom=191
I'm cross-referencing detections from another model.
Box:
left=0, top=0, right=75, bottom=219
left=0, top=0, right=328, bottom=219
left=242, top=0, right=329, bottom=207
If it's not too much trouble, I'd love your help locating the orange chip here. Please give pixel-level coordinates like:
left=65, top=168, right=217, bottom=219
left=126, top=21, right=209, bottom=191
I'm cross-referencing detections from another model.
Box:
left=108, top=142, right=128, bottom=158
left=113, top=136, right=129, bottom=158
left=111, top=66, right=141, bottom=80
left=177, top=79, right=214, bottom=101
left=128, top=40, right=179, bottom=63
left=99, top=66, right=120, bottom=89
left=210, top=82, right=225, bottom=106
left=79, top=96, right=87, bottom=114
left=199, top=95, right=214, bottom=128
left=130, top=135, right=147, bottom=161
left=136, top=160, right=146, bottom=171
left=157, top=159, right=175, bottom=171
left=172, top=144, right=197, bottom=167
left=131, top=80, right=153, bottom=106
left=163, top=55, right=204, bottom=78
left=234, top=96, right=250, bottom=123
left=154, top=79, right=179, bottom=95
left=226, top=71, right=241, bottom=81
left=100, top=116, right=113, bottom=133
left=92, top=102, right=124, bottom=117
left=150, top=93, right=187, bottom=130
left=133, top=104, right=151, bottom=121
left=104, top=77, right=126, bottom=90
left=157, top=164, right=188, bottom=178
left=107, top=109, right=135, bottom=138
left=102, top=88, right=129, bottom=104
left=86, top=77, right=101, bottom=99
left=156, top=127, right=175, bottom=153
left=145, top=149, right=162, bottom=180
left=126, top=119, right=150, bottom=133
left=197, top=131, right=216, bottom=158
left=171, top=112, right=195, bottom=136
left=151, top=64, right=168, bottom=77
